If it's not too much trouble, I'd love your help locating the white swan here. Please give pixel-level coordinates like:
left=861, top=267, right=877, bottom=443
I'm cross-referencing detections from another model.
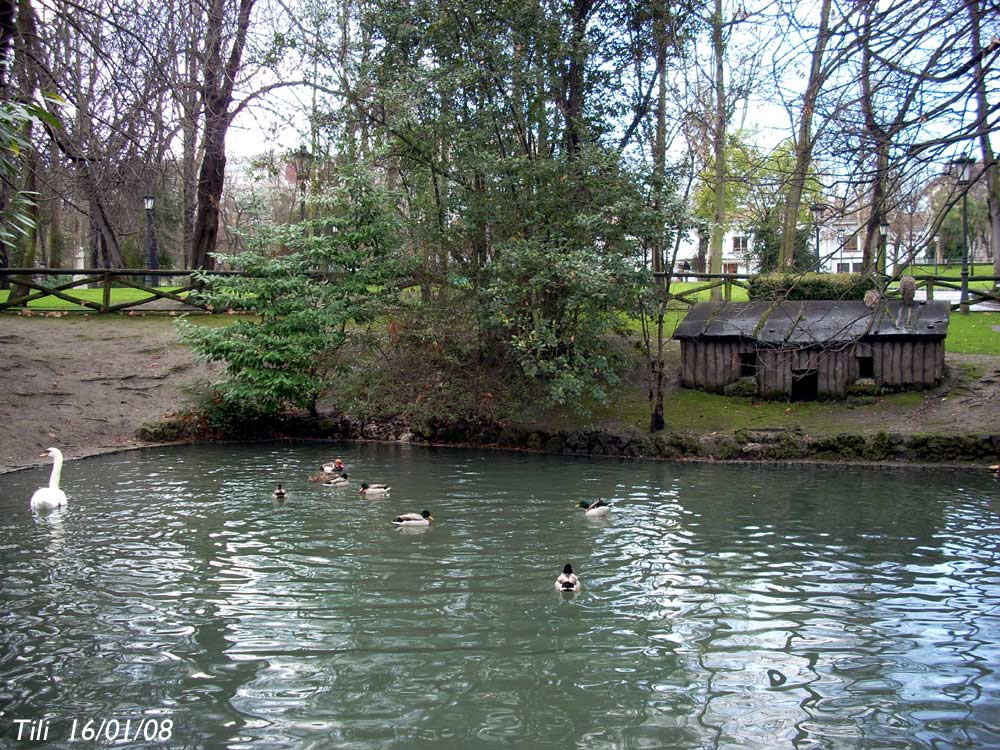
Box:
left=31, top=447, right=67, bottom=510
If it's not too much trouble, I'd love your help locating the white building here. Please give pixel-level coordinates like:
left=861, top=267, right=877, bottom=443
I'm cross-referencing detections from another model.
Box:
left=675, top=230, right=757, bottom=276
left=675, top=223, right=876, bottom=277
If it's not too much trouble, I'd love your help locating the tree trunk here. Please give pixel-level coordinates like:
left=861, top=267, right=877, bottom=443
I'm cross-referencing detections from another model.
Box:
left=648, top=0, right=668, bottom=433
left=967, top=0, right=1000, bottom=280
left=862, top=143, right=888, bottom=272
left=859, top=1, right=886, bottom=275
left=562, top=0, right=590, bottom=156
left=47, top=140, right=64, bottom=267
left=0, top=0, right=14, bottom=90
left=189, top=0, right=256, bottom=270
left=708, top=0, right=726, bottom=298
left=190, top=112, right=228, bottom=269
left=780, top=0, right=832, bottom=269
left=181, top=9, right=201, bottom=270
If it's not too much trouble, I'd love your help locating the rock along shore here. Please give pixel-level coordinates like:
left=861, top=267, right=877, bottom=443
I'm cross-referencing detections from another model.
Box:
left=139, top=411, right=1000, bottom=467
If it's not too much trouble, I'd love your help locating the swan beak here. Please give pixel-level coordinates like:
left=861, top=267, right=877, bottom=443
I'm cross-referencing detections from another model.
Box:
left=39, top=451, right=49, bottom=457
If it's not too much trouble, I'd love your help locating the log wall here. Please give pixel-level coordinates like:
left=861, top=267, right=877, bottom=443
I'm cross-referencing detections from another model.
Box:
left=871, top=339, right=944, bottom=388
left=680, top=337, right=945, bottom=399
left=680, top=340, right=743, bottom=392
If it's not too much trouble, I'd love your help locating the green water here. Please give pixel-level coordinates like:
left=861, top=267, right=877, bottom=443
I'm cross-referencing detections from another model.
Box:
left=1, top=443, right=999, bottom=749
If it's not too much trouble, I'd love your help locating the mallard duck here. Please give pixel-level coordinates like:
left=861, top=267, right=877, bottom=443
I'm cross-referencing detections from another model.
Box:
left=30, top=448, right=68, bottom=510
left=579, top=498, right=611, bottom=517
left=555, top=563, right=580, bottom=592
left=308, top=471, right=335, bottom=482
left=360, top=482, right=390, bottom=496
left=272, top=484, right=288, bottom=499
left=323, top=473, right=350, bottom=487
left=393, top=510, right=433, bottom=526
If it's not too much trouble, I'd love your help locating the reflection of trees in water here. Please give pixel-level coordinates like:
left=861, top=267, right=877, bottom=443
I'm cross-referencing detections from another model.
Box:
left=623, top=464, right=1000, bottom=749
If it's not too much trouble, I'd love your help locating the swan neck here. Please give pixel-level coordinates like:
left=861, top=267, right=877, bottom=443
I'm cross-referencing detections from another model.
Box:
left=49, top=453, right=63, bottom=489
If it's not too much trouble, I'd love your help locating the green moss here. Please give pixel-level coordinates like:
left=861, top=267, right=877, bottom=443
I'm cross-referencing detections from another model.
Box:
left=847, top=379, right=881, bottom=398
left=864, top=431, right=895, bottom=460
left=139, top=417, right=193, bottom=442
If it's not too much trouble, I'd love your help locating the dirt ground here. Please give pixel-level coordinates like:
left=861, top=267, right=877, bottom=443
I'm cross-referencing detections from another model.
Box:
left=0, top=315, right=213, bottom=473
left=2, top=314, right=1000, bottom=473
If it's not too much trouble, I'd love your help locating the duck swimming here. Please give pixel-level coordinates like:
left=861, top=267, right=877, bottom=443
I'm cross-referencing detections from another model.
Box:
left=555, top=563, right=580, bottom=592
left=322, top=458, right=347, bottom=474
left=360, top=482, right=390, bottom=496
left=393, top=510, right=433, bottom=526
left=579, top=498, right=611, bottom=517
left=272, top=484, right=288, bottom=499
left=324, top=473, right=350, bottom=487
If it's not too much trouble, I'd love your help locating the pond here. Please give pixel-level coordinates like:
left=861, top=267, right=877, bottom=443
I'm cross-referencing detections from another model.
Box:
left=1, top=443, right=999, bottom=749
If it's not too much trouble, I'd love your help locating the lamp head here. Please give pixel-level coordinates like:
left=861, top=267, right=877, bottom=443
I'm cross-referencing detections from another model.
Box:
left=950, top=155, right=975, bottom=185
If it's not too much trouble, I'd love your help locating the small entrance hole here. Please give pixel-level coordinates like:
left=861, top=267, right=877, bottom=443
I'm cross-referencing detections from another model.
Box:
left=791, top=368, right=819, bottom=402
left=857, top=355, right=874, bottom=379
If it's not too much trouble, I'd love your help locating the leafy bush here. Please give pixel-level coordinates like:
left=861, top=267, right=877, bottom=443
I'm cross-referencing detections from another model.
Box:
left=747, top=272, right=877, bottom=301
left=178, top=169, right=403, bottom=418
left=332, top=296, right=537, bottom=428
left=481, top=149, right=651, bottom=407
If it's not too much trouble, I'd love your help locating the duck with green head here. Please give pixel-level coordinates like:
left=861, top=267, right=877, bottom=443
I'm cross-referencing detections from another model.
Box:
left=579, top=498, right=610, bottom=517
left=393, top=510, right=433, bottom=526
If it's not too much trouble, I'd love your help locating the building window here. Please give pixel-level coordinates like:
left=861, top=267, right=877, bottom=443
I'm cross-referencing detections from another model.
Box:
left=852, top=262, right=864, bottom=273
left=836, top=262, right=851, bottom=273
left=857, top=355, right=874, bottom=379
left=739, top=352, right=758, bottom=377
left=723, top=262, right=738, bottom=274
left=733, top=236, right=749, bottom=254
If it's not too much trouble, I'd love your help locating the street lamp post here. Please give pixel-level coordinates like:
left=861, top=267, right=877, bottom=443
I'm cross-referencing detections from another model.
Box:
left=810, top=203, right=825, bottom=272
left=951, top=155, right=975, bottom=315
left=143, top=195, right=157, bottom=288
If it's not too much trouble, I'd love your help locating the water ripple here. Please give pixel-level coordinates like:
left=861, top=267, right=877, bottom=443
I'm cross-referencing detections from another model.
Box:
left=1, top=446, right=999, bottom=749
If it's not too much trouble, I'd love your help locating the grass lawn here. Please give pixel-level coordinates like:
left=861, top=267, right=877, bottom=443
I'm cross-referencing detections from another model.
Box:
left=945, top=311, right=1000, bottom=354
left=565, top=377, right=928, bottom=435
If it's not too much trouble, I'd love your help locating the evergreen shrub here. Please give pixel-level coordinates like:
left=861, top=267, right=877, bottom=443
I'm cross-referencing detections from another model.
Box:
left=747, top=273, right=877, bottom=301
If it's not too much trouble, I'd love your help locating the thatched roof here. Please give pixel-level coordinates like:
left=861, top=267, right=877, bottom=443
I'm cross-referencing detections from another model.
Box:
left=673, top=300, right=950, bottom=346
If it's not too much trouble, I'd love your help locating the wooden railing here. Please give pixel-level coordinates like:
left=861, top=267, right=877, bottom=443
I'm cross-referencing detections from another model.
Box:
left=2, top=268, right=997, bottom=313
left=653, top=272, right=753, bottom=305
left=0, top=268, right=239, bottom=313
left=908, top=274, right=1000, bottom=308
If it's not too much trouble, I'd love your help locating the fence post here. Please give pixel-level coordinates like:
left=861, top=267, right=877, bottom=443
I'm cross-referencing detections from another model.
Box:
left=102, top=271, right=111, bottom=312
left=926, top=277, right=934, bottom=301
left=724, top=275, right=732, bottom=301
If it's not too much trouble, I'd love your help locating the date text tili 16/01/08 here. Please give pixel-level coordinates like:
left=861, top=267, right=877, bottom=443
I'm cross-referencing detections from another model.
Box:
left=10, top=717, right=174, bottom=743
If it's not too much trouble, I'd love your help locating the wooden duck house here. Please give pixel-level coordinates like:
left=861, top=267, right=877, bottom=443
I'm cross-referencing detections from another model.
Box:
left=673, top=300, right=950, bottom=401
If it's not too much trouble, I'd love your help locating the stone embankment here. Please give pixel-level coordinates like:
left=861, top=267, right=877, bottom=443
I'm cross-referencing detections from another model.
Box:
left=140, top=411, right=1000, bottom=466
